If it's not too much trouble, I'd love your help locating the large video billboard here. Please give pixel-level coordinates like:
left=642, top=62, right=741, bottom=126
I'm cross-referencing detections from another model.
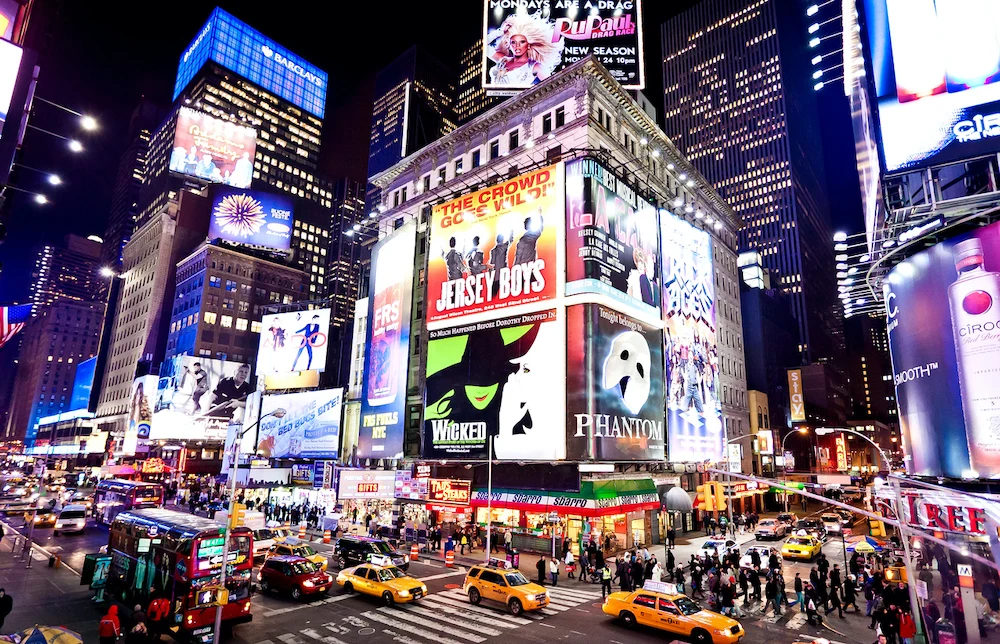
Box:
left=482, top=0, right=644, bottom=92
left=863, top=0, right=1000, bottom=173
left=0, top=39, right=21, bottom=125
left=151, top=356, right=253, bottom=441
left=884, top=220, right=1000, bottom=478
left=256, top=389, right=343, bottom=459
left=209, top=187, right=294, bottom=251
left=565, top=303, right=664, bottom=461
left=174, top=7, right=328, bottom=117
left=169, top=107, right=256, bottom=188
left=424, top=308, right=565, bottom=460
left=69, top=356, right=97, bottom=412
left=359, top=222, right=417, bottom=460
left=661, top=213, right=723, bottom=463
left=565, top=158, right=659, bottom=317
left=256, top=309, right=331, bottom=375
left=427, top=164, right=563, bottom=326
left=124, top=375, right=157, bottom=456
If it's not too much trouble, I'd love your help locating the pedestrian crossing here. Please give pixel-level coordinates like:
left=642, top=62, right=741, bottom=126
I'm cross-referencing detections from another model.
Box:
left=250, top=584, right=607, bottom=644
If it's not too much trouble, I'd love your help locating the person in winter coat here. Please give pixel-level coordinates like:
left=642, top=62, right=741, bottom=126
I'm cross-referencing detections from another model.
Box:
left=0, top=589, right=11, bottom=632
left=615, top=560, right=632, bottom=592
left=674, top=567, right=686, bottom=593
left=750, top=570, right=762, bottom=602
left=99, top=605, right=122, bottom=644
left=843, top=576, right=860, bottom=612
left=764, top=577, right=782, bottom=616
left=827, top=585, right=844, bottom=618
left=125, top=622, right=148, bottom=644
left=794, top=572, right=804, bottom=609
left=651, top=558, right=662, bottom=582
left=899, top=611, right=917, bottom=644
left=537, top=556, right=547, bottom=585
left=665, top=549, right=675, bottom=579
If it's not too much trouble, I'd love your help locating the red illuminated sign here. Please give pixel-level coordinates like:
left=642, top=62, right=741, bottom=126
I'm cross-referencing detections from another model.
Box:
left=428, top=479, right=471, bottom=505
left=905, top=495, right=988, bottom=535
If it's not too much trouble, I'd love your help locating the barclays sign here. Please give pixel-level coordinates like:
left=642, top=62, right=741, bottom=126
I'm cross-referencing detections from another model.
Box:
left=261, top=45, right=324, bottom=87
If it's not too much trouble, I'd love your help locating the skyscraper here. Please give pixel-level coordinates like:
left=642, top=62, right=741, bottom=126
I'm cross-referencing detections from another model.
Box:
left=455, top=38, right=503, bottom=124
left=323, top=177, right=367, bottom=384
left=661, top=0, right=842, bottom=364
left=28, top=234, right=104, bottom=315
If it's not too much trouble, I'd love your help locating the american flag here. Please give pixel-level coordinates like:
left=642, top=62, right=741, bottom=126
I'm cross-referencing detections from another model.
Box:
left=0, top=304, right=31, bottom=350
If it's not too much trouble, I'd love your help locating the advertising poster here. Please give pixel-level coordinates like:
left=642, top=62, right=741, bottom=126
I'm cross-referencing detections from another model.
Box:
left=359, top=222, right=417, bottom=460
left=788, top=369, right=805, bottom=422
left=482, top=0, right=644, bottom=92
left=124, top=375, right=157, bottom=456
left=565, top=303, right=665, bottom=461
left=69, top=356, right=97, bottom=412
left=565, top=158, right=659, bottom=317
left=424, top=308, right=565, bottom=460
left=256, top=309, right=331, bottom=375
left=884, top=221, right=1000, bottom=478
left=169, top=107, right=257, bottom=188
left=0, top=39, right=21, bottom=125
left=758, top=429, right=774, bottom=455
left=863, top=0, right=1000, bottom=173
left=256, top=388, right=343, bottom=459
left=209, top=186, right=294, bottom=251
left=661, top=213, right=723, bottom=463
left=426, top=165, right=562, bottom=326
left=151, top=356, right=253, bottom=441
left=338, top=470, right=397, bottom=500
left=291, top=463, right=313, bottom=486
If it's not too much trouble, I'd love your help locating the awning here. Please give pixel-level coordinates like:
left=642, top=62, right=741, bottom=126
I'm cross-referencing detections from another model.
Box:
left=471, top=479, right=659, bottom=517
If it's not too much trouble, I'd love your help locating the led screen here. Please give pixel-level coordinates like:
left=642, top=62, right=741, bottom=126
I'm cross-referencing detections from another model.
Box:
left=0, top=39, right=21, bottom=125
left=256, top=309, right=331, bottom=375
left=864, top=0, right=1000, bottom=173
left=256, top=389, right=342, bottom=459
left=69, top=356, right=97, bottom=412
left=151, top=356, right=253, bottom=441
left=124, top=375, right=157, bottom=456
left=169, top=107, right=257, bottom=188
left=209, top=186, right=294, bottom=251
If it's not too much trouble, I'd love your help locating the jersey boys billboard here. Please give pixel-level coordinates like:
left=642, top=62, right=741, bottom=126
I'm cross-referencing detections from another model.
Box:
left=423, top=309, right=565, bottom=460
left=482, top=0, right=644, bottom=92
left=359, top=222, right=417, bottom=460
left=565, top=158, right=659, bottom=317
left=427, top=164, right=563, bottom=326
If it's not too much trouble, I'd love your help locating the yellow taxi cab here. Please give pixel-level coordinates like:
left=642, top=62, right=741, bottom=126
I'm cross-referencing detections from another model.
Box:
left=463, top=562, right=549, bottom=616
left=602, top=581, right=743, bottom=644
left=336, top=563, right=428, bottom=606
left=781, top=535, right=823, bottom=561
left=267, top=538, right=328, bottom=571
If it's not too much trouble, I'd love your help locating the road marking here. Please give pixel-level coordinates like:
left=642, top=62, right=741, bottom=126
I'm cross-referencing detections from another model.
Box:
left=362, top=611, right=468, bottom=644
left=785, top=612, right=808, bottom=630
left=419, top=569, right=467, bottom=582
left=405, top=599, right=519, bottom=629
left=299, top=628, right=349, bottom=644
left=415, top=560, right=443, bottom=568
left=439, top=588, right=545, bottom=620
left=277, top=635, right=308, bottom=644
left=253, top=640, right=275, bottom=644
left=377, top=606, right=487, bottom=643
left=539, top=623, right=556, bottom=629
left=261, top=594, right=351, bottom=617
left=545, top=587, right=604, bottom=601
left=420, top=594, right=533, bottom=625
left=396, top=603, right=504, bottom=637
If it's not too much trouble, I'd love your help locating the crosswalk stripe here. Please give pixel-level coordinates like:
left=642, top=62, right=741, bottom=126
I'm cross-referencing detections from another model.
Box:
left=538, top=600, right=570, bottom=611
left=376, top=606, right=487, bottom=643
left=537, top=608, right=561, bottom=616
left=252, top=640, right=275, bottom=644
left=421, top=594, right=533, bottom=625
left=411, top=598, right=519, bottom=629
left=361, top=610, right=468, bottom=644
left=785, top=613, right=808, bottom=630
left=430, top=592, right=543, bottom=621
left=299, top=628, right=348, bottom=644
left=397, top=603, right=504, bottom=636
left=277, top=635, right=307, bottom=644
left=545, top=587, right=604, bottom=601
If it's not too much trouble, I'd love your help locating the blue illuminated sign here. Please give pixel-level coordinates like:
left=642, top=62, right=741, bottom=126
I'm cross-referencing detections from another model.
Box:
left=70, top=357, right=97, bottom=412
left=174, top=8, right=327, bottom=118
left=209, top=186, right=294, bottom=251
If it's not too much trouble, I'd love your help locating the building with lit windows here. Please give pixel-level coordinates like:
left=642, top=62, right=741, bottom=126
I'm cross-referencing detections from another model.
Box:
left=28, top=234, right=104, bottom=316
left=661, top=0, right=842, bottom=365
left=164, top=242, right=306, bottom=363
left=844, top=312, right=895, bottom=423
left=455, top=38, right=504, bottom=124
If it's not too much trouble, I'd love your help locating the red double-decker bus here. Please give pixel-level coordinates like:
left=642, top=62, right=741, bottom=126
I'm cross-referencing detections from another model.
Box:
left=107, top=508, right=253, bottom=640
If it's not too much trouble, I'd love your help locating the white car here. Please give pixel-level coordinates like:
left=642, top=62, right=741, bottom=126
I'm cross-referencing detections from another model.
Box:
left=252, top=528, right=276, bottom=558
left=53, top=504, right=88, bottom=535
left=740, top=545, right=776, bottom=569
left=754, top=519, right=787, bottom=540
left=698, top=538, right=739, bottom=559
left=821, top=513, right=843, bottom=535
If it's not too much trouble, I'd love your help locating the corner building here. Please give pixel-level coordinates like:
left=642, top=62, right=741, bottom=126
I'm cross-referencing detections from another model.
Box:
left=364, top=58, right=751, bottom=545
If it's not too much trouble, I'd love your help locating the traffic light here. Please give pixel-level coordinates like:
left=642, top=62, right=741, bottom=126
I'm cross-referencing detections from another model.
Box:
left=228, top=503, right=246, bottom=530
left=695, top=484, right=717, bottom=512
left=710, top=481, right=727, bottom=511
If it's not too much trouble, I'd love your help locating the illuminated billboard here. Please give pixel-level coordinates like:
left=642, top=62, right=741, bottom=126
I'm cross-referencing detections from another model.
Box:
left=482, top=0, right=644, bottom=92
left=151, top=356, right=253, bottom=441
left=256, top=389, right=343, bottom=459
left=256, top=309, right=331, bottom=375
left=661, top=213, right=723, bottom=463
left=209, top=187, right=293, bottom=251
left=124, top=375, right=157, bottom=456
left=424, top=308, right=565, bottom=460
left=884, top=220, right=1000, bottom=478
left=359, top=222, right=417, bottom=460
left=426, top=164, right=563, bottom=327
left=69, top=356, right=97, bottom=412
left=169, top=107, right=256, bottom=188
left=565, top=158, right=659, bottom=317
left=174, top=7, right=328, bottom=117
left=863, top=0, right=1000, bottom=173
left=0, top=39, right=20, bottom=125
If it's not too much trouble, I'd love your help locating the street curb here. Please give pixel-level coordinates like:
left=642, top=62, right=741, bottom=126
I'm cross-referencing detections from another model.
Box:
left=0, top=516, right=82, bottom=577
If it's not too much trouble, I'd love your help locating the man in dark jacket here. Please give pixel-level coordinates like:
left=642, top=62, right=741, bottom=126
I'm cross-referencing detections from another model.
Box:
left=537, top=556, right=547, bottom=585
left=764, top=577, right=781, bottom=615
left=0, top=589, right=11, bottom=631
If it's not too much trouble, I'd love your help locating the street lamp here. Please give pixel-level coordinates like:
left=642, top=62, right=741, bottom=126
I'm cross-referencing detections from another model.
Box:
left=212, top=406, right=286, bottom=644
left=782, top=428, right=809, bottom=512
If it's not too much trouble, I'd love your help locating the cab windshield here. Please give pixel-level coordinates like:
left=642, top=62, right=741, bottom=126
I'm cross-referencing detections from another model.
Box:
left=505, top=571, right=530, bottom=586
left=675, top=597, right=701, bottom=616
left=378, top=567, right=407, bottom=582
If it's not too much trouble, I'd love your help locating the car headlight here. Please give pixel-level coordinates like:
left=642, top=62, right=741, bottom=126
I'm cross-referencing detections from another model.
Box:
left=303, top=580, right=315, bottom=588
left=398, top=590, right=410, bottom=597
left=336, top=574, right=346, bottom=583
left=713, top=629, right=729, bottom=636
left=421, top=585, right=427, bottom=594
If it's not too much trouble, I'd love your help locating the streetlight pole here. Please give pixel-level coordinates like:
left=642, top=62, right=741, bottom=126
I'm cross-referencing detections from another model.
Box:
left=484, top=435, right=493, bottom=563
left=212, top=407, right=285, bottom=644
left=781, top=429, right=809, bottom=512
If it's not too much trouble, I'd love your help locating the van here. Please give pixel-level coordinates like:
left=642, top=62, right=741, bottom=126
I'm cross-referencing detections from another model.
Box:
left=53, top=504, right=88, bottom=535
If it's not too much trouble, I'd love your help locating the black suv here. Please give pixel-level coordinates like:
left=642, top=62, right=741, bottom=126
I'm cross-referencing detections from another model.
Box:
left=334, top=536, right=409, bottom=571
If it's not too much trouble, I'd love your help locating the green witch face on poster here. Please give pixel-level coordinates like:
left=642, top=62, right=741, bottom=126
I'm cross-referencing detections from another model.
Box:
left=423, top=309, right=565, bottom=460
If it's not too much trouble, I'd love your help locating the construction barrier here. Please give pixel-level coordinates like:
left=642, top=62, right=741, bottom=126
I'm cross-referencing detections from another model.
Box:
left=410, top=543, right=419, bottom=562
left=323, top=530, right=332, bottom=544
left=298, top=523, right=307, bottom=539
left=445, top=550, right=454, bottom=568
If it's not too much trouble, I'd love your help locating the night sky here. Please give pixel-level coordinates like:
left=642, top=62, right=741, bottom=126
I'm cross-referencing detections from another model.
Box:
left=0, top=1, right=858, bottom=304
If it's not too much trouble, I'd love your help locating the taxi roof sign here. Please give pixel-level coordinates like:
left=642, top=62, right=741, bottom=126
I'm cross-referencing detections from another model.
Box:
left=642, top=580, right=678, bottom=595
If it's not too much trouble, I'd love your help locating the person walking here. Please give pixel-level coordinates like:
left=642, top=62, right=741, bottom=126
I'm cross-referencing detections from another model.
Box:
left=794, top=572, right=804, bottom=610
left=828, top=585, right=844, bottom=618
left=665, top=549, right=675, bottom=579
left=601, top=563, right=613, bottom=598
left=764, top=576, right=782, bottom=616
left=674, top=566, right=685, bottom=593
left=899, top=610, right=917, bottom=644
left=537, top=556, right=547, bottom=585
left=843, top=576, right=860, bottom=613
left=0, top=589, right=11, bottom=632
left=98, top=605, right=122, bottom=644
left=460, top=532, right=468, bottom=555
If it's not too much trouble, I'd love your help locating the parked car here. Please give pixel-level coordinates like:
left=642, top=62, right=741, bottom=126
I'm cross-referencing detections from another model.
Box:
left=697, top=538, right=739, bottom=559
left=53, top=504, right=88, bottom=535
left=754, top=519, right=787, bottom=540
left=259, top=555, right=333, bottom=600
left=337, top=563, right=428, bottom=606
left=334, top=536, right=409, bottom=571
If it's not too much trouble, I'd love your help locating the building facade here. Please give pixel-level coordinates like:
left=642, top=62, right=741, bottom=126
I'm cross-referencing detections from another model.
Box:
left=28, top=234, right=104, bottom=316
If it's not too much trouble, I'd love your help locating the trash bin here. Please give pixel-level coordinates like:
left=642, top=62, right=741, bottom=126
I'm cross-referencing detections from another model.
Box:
left=507, top=548, right=519, bottom=569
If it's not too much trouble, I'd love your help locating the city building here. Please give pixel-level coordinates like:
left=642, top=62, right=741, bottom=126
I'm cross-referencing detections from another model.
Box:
left=455, top=38, right=504, bottom=124
left=4, top=300, right=104, bottom=445
left=28, top=234, right=104, bottom=315
left=164, top=241, right=307, bottom=363
left=844, top=312, right=895, bottom=424
left=661, top=0, right=843, bottom=365
left=367, top=46, right=456, bottom=209
left=747, top=390, right=775, bottom=476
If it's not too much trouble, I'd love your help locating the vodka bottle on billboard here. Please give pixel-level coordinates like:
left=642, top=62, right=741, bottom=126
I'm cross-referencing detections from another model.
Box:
left=367, top=235, right=407, bottom=407
left=949, top=237, right=1000, bottom=475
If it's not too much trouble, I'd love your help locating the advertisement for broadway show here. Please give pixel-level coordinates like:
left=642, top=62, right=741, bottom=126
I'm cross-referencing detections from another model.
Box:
left=256, top=389, right=343, bottom=459
left=427, top=164, right=563, bottom=327
left=209, top=186, right=294, bottom=251
left=661, top=213, right=723, bottom=463
left=256, top=309, right=331, bottom=375
left=169, top=107, right=256, bottom=188
left=565, top=158, right=659, bottom=317
left=359, top=222, right=417, bottom=460
left=884, top=221, right=1000, bottom=479
left=424, top=308, right=565, bottom=460
left=565, top=303, right=665, bottom=461
left=150, top=356, right=253, bottom=441
left=482, top=0, right=644, bottom=92
left=863, top=0, right=1000, bottom=173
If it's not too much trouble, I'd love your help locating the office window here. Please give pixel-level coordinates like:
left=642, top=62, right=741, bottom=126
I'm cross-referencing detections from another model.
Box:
left=471, top=150, right=481, bottom=168
left=235, top=318, right=248, bottom=331
left=203, top=312, right=217, bottom=324
left=509, top=129, right=519, bottom=150
left=393, top=191, right=400, bottom=207
left=209, top=276, right=221, bottom=288
left=225, top=280, right=237, bottom=292
left=489, top=140, right=499, bottom=159
left=423, top=175, right=430, bottom=191
left=250, top=321, right=262, bottom=333
left=597, top=106, right=604, bottom=126
left=220, top=315, right=233, bottom=328
left=542, top=113, right=552, bottom=134
left=222, top=298, right=234, bottom=310
left=401, top=187, right=408, bottom=202
left=555, top=106, right=565, bottom=128
left=454, top=159, right=463, bottom=175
